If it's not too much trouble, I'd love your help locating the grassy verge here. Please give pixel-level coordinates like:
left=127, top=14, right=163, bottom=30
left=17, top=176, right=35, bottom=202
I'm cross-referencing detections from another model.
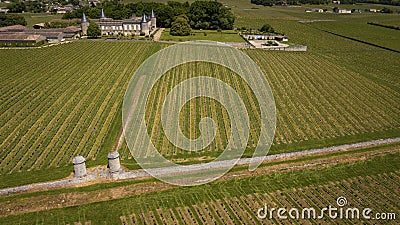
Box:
left=0, top=167, right=71, bottom=189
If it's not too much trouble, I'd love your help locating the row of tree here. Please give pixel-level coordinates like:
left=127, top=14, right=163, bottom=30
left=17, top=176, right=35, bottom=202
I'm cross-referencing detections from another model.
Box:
left=63, top=1, right=235, bottom=30
left=0, top=13, right=26, bottom=27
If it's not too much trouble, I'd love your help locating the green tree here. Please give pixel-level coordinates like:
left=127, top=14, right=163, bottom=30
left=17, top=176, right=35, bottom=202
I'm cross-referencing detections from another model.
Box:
left=381, top=7, right=392, bottom=13
left=170, top=16, right=191, bottom=36
left=189, top=1, right=234, bottom=30
left=260, top=24, right=275, bottom=33
left=87, top=22, right=101, bottom=38
left=0, top=13, right=27, bottom=27
left=7, top=2, right=26, bottom=13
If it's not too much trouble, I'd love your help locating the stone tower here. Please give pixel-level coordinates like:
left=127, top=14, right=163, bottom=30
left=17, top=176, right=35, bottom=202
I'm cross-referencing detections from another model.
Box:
left=150, top=9, right=156, bottom=29
left=81, top=13, right=89, bottom=36
left=73, top=155, right=87, bottom=177
left=108, top=151, right=121, bottom=173
left=141, top=14, right=149, bottom=36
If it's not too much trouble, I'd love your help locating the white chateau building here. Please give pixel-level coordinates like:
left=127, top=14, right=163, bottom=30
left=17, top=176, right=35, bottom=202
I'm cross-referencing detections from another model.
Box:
left=81, top=9, right=156, bottom=36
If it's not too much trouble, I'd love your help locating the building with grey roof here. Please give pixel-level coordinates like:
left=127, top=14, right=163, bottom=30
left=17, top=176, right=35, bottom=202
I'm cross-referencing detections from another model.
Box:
left=0, top=33, right=46, bottom=44
left=0, top=25, right=81, bottom=43
left=83, top=9, right=157, bottom=36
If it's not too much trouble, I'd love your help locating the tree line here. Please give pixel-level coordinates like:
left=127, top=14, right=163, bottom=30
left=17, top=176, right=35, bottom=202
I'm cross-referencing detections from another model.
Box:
left=63, top=0, right=234, bottom=30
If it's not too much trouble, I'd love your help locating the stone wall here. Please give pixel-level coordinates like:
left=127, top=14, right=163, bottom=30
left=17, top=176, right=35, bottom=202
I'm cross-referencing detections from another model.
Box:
left=266, top=45, right=307, bottom=51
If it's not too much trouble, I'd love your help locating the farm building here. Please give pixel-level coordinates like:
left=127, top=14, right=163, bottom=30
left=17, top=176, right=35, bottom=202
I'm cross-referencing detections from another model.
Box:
left=82, top=9, right=156, bottom=36
left=0, top=25, right=81, bottom=43
left=0, top=33, right=46, bottom=44
left=0, top=7, right=9, bottom=13
left=26, top=27, right=81, bottom=40
left=23, top=31, right=64, bottom=42
left=306, top=8, right=324, bottom=13
left=365, top=9, right=380, bottom=12
left=275, top=35, right=288, bottom=42
left=334, top=8, right=352, bottom=14
left=242, top=34, right=288, bottom=42
left=0, top=25, right=26, bottom=32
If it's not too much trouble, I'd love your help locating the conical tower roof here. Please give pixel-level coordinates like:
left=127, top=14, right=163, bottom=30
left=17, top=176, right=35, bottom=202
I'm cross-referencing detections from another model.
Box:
left=81, top=13, right=88, bottom=23
left=101, top=9, right=106, bottom=18
left=141, top=14, right=147, bottom=23
left=151, top=9, right=155, bottom=18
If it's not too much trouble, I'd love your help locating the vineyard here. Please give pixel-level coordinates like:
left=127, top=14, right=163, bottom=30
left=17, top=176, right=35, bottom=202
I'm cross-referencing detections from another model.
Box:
left=118, top=49, right=400, bottom=161
left=121, top=172, right=399, bottom=224
left=139, top=61, right=262, bottom=158
left=0, top=41, right=166, bottom=175
left=0, top=150, right=398, bottom=224
left=1, top=41, right=399, bottom=175
left=0, top=1, right=399, bottom=225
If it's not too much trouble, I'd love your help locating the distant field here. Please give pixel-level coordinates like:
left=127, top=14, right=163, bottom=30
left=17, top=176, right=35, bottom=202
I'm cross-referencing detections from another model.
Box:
left=309, top=20, right=400, bottom=51
left=160, top=29, right=245, bottom=42
left=18, top=13, right=63, bottom=28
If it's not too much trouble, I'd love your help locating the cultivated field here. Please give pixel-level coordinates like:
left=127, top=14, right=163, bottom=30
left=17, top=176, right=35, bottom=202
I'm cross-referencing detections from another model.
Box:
left=1, top=9, right=400, bottom=180
left=0, top=42, right=166, bottom=176
left=1, top=149, right=398, bottom=224
left=0, top=2, right=399, bottom=224
left=122, top=172, right=399, bottom=224
left=126, top=52, right=400, bottom=162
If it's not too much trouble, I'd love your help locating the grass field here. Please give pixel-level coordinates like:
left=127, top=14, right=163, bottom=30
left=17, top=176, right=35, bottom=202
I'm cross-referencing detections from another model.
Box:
left=160, top=29, right=245, bottom=42
left=18, top=13, right=63, bottom=28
